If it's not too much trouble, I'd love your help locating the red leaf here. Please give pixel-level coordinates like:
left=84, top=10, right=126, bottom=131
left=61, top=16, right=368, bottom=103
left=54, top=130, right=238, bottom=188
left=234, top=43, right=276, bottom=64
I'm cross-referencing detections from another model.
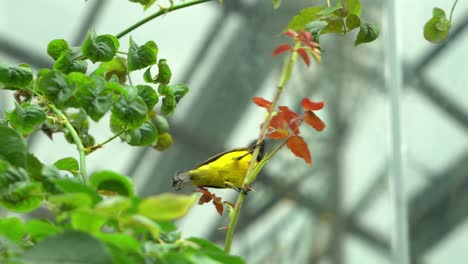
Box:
left=283, top=29, right=297, bottom=38
left=304, top=111, right=326, bottom=131
left=298, top=31, right=312, bottom=44
left=301, top=98, right=324, bottom=111
left=198, top=193, right=212, bottom=205
left=252, top=96, right=272, bottom=110
left=269, top=112, right=288, bottom=130
left=287, top=135, right=312, bottom=165
left=213, top=197, right=224, bottom=215
left=272, top=44, right=292, bottom=57
left=278, top=106, right=301, bottom=134
left=296, top=48, right=310, bottom=67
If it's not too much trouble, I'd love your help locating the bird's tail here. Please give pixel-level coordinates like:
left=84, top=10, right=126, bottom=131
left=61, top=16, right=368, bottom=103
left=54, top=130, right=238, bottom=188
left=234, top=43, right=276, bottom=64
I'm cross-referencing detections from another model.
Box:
left=172, top=171, right=191, bottom=191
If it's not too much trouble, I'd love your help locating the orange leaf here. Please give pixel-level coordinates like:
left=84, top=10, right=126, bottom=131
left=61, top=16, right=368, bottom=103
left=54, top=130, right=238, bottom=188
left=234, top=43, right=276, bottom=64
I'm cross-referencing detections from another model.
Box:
left=287, top=135, right=312, bottom=165
left=303, top=111, right=326, bottom=131
left=269, top=112, right=288, bottom=130
left=252, top=96, right=272, bottom=110
left=198, top=193, right=212, bottom=205
left=296, top=48, right=310, bottom=67
left=272, top=44, right=292, bottom=57
left=301, top=98, right=324, bottom=111
left=278, top=106, right=301, bottom=134
left=213, top=197, right=224, bottom=215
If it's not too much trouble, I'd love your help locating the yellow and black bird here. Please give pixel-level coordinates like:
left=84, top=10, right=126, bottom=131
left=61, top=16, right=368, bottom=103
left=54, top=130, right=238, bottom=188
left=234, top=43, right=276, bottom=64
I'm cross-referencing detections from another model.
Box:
left=172, top=141, right=265, bottom=192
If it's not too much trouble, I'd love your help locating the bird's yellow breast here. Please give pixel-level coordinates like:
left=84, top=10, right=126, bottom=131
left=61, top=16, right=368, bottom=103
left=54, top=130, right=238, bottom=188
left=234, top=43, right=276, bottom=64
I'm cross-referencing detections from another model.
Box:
left=188, top=150, right=253, bottom=188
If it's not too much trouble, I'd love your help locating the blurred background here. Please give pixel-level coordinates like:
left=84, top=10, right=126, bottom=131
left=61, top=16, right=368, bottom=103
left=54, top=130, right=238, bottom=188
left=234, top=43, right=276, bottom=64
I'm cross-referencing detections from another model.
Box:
left=1, top=0, right=468, bottom=263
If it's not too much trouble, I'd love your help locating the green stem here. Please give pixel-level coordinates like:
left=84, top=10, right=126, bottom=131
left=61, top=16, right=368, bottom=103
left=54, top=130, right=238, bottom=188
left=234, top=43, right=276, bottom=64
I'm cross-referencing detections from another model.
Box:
left=449, top=0, right=458, bottom=21
left=326, top=0, right=331, bottom=7
left=224, top=41, right=301, bottom=253
left=89, top=129, right=126, bottom=153
left=115, top=0, right=214, bottom=39
left=50, top=105, right=87, bottom=184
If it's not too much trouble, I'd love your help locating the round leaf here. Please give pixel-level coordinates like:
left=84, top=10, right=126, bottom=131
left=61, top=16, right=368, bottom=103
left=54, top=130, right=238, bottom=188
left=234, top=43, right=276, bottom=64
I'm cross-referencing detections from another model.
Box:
left=75, top=76, right=113, bottom=121
left=53, top=50, right=88, bottom=74
left=82, top=33, right=119, bottom=63
left=170, top=83, right=189, bottom=103
left=155, top=59, right=172, bottom=84
left=6, top=103, right=46, bottom=134
left=161, top=93, right=176, bottom=115
left=354, top=21, right=380, bottom=46
left=138, top=193, right=197, bottom=221
left=125, top=121, right=158, bottom=146
left=0, top=182, right=43, bottom=212
left=37, top=70, right=74, bottom=106
left=90, top=170, right=135, bottom=197
left=26, top=219, right=62, bottom=241
left=127, top=38, right=158, bottom=71
left=136, top=85, right=158, bottom=109
left=111, top=95, right=148, bottom=129
left=0, top=217, right=25, bottom=243
left=47, top=39, right=70, bottom=60
left=0, top=64, right=33, bottom=89
left=53, top=157, right=79, bottom=172
left=94, top=196, right=132, bottom=216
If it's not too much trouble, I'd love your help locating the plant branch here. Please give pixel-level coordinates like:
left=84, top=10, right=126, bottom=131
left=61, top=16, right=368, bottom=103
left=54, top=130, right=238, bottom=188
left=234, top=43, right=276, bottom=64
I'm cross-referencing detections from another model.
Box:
left=341, top=0, right=348, bottom=12
left=326, top=0, right=331, bottom=7
left=88, top=129, right=126, bottom=153
left=115, top=0, right=214, bottom=39
left=450, top=0, right=458, bottom=21
left=224, top=41, right=301, bottom=253
left=49, top=105, right=88, bottom=184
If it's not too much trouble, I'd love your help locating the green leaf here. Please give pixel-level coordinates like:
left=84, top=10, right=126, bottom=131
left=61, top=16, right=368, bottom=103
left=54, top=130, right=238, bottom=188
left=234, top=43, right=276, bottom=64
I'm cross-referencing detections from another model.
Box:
left=26, top=219, right=62, bottom=241
left=354, top=21, right=380, bottom=46
left=98, top=57, right=127, bottom=83
left=52, top=178, right=102, bottom=204
left=321, top=17, right=345, bottom=34
left=305, top=20, right=328, bottom=37
left=161, top=93, right=176, bottom=116
left=433, top=7, right=446, bottom=19
left=21, top=231, right=114, bottom=264
left=53, top=157, right=79, bottom=172
left=127, top=38, right=158, bottom=71
left=287, top=6, right=326, bottom=31
left=0, top=181, right=43, bottom=213
left=37, top=70, right=74, bottom=107
left=94, top=233, right=142, bottom=254
left=129, top=0, right=157, bottom=10
left=90, top=170, right=135, bottom=197
left=424, top=8, right=451, bottom=44
left=346, top=14, right=361, bottom=31
left=75, top=76, right=114, bottom=121
left=186, top=238, right=245, bottom=264
left=26, top=153, right=44, bottom=180
left=0, top=123, right=27, bottom=167
left=53, top=50, right=88, bottom=74
left=0, top=217, right=25, bottom=243
left=111, top=95, right=148, bottom=129
left=82, top=33, right=119, bottom=63
left=347, top=0, right=361, bottom=16
left=125, top=121, right=158, bottom=146
left=47, top=39, right=70, bottom=60
left=136, top=85, right=158, bottom=109
left=272, top=0, right=282, bottom=9
left=138, top=193, right=196, bottom=221
left=48, top=193, right=93, bottom=210
left=155, top=59, right=172, bottom=84
left=0, top=64, right=33, bottom=90
left=71, top=209, right=108, bottom=233
left=171, top=83, right=189, bottom=103
left=121, top=215, right=160, bottom=239
left=12, top=104, right=45, bottom=133
left=6, top=103, right=46, bottom=134
left=94, top=196, right=132, bottom=216
left=150, top=114, right=170, bottom=134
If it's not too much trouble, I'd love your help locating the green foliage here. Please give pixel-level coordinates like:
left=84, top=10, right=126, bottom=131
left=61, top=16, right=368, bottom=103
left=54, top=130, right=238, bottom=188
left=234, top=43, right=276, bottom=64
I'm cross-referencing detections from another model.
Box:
left=6, top=103, right=46, bottom=135
left=138, top=193, right=197, bottom=221
left=90, top=170, right=135, bottom=196
left=82, top=32, right=120, bottom=63
left=0, top=124, right=27, bottom=167
left=424, top=7, right=451, bottom=43
left=128, top=37, right=158, bottom=71
left=287, top=0, right=379, bottom=46
left=0, top=64, right=33, bottom=90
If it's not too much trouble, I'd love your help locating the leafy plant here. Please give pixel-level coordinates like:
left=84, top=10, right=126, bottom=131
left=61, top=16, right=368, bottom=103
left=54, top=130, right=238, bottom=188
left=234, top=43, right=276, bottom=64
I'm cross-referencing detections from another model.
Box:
left=423, top=0, right=458, bottom=43
left=0, top=0, right=379, bottom=263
